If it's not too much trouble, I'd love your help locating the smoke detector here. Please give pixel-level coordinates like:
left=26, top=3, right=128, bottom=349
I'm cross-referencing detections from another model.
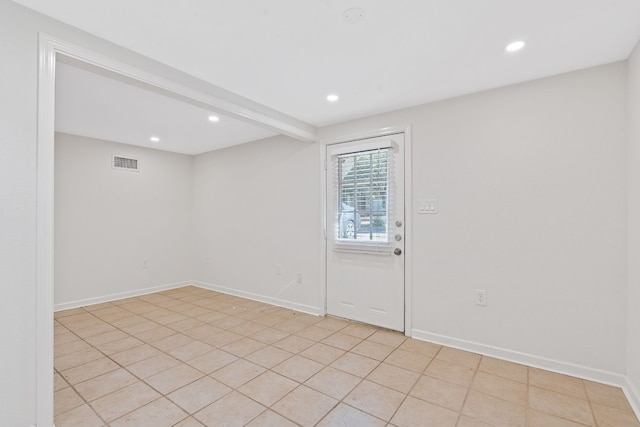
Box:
left=343, top=8, right=366, bottom=24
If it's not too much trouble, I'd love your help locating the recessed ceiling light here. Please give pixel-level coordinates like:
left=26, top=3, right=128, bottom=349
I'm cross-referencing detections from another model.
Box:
left=150, top=136, right=160, bottom=142
left=326, top=94, right=339, bottom=102
left=505, top=40, right=526, bottom=53
left=208, top=115, right=220, bottom=122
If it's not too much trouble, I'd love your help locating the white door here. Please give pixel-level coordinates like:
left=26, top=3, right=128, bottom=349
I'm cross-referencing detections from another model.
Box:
left=326, top=133, right=405, bottom=331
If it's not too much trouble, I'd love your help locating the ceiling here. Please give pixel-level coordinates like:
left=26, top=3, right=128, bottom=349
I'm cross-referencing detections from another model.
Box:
left=16, top=0, right=640, bottom=154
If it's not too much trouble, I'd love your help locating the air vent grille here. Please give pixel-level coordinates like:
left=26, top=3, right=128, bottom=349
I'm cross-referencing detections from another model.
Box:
left=113, top=155, right=139, bottom=171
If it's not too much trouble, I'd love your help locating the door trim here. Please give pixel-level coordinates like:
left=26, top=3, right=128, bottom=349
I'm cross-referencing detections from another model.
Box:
left=36, top=33, right=317, bottom=427
left=319, top=125, right=413, bottom=335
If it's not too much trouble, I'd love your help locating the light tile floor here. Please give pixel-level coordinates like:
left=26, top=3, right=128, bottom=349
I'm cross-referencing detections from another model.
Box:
left=54, top=286, right=640, bottom=427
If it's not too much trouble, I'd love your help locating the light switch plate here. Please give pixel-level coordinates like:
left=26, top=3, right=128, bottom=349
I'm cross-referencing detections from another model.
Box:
left=418, top=199, right=438, bottom=214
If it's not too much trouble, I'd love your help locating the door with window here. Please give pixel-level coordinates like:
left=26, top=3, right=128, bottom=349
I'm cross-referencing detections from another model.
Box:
left=326, top=133, right=405, bottom=331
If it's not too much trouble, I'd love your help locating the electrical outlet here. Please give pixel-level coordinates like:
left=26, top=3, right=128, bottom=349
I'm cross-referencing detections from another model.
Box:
left=142, top=257, right=149, bottom=269
left=296, top=273, right=302, bottom=284
left=205, top=257, right=211, bottom=265
left=475, top=289, right=487, bottom=306
left=276, top=264, right=282, bottom=275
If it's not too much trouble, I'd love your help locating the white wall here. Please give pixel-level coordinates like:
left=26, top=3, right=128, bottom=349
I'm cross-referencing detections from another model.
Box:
left=321, top=62, right=629, bottom=378
left=192, top=135, right=322, bottom=313
left=54, top=133, right=193, bottom=308
left=627, top=40, right=640, bottom=409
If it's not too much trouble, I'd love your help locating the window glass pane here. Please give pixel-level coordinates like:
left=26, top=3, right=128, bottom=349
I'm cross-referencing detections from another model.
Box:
left=336, top=149, right=389, bottom=242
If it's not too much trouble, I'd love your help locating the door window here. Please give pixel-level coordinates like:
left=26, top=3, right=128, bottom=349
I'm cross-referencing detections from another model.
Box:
left=334, top=148, right=391, bottom=243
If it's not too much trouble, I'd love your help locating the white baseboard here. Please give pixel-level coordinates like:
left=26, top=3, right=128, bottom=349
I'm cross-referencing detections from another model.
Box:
left=192, top=281, right=321, bottom=316
left=624, top=376, right=640, bottom=421
left=411, top=329, right=627, bottom=388
left=54, top=281, right=192, bottom=311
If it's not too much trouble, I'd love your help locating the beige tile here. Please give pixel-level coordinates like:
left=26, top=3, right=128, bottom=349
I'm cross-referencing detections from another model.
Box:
left=409, top=374, right=468, bottom=411
left=200, top=329, right=243, bottom=347
left=75, top=368, right=138, bottom=401
left=368, top=329, right=407, bottom=348
left=529, top=368, right=587, bottom=399
left=471, top=371, right=528, bottom=405
left=194, top=391, right=265, bottom=427
left=251, top=327, right=290, bottom=344
left=322, top=332, right=363, bottom=350
left=54, top=372, right=69, bottom=391
left=54, top=331, right=81, bottom=346
left=245, top=345, right=293, bottom=369
left=314, top=316, right=350, bottom=332
left=54, top=387, right=84, bottom=416
left=220, top=337, right=266, bottom=357
left=54, top=347, right=104, bottom=371
left=60, top=357, right=119, bottom=385
left=210, top=359, right=266, bottom=388
left=187, top=348, right=238, bottom=374
left=295, top=325, right=335, bottom=341
left=584, top=380, right=634, bottom=412
left=462, top=390, right=526, bottom=427
left=182, top=324, right=224, bottom=342
left=54, top=404, right=104, bottom=427
left=436, top=346, right=481, bottom=369
left=391, top=395, right=458, bottom=427
left=305, top=366, right=362, bottom=400
left=84, top=329, right=130, bottom=346
left=145, top=363, right=203, bottom=394
left=591, top=402, right=640, bottom=426
left=344, top=380, right=405, bottom=421
left=273, top=334, right=315, bottom=353
left=250, top=313, right=286, bottom=327
left=211, top=315, right=247, bottom=330
left=194, top=310, right=227, bottom=323
left=173, top=416, right=205, bottom=427
left=132, top=325, right=177, bottom=342
left=229, top=320, right=267, bottom=336
left=154, top=312, right=190, bottom=325
left=528, top=386, right=594, bottom=426
left=478, top=356, right=528, bottom=383
left=274, top=319, right=309, bottom=334
left=168, top=340, right=215, bottom=362
left=111, top=344, right=160, bottom=366
left=168, top=376, right=232, bottom=413
left=54, top=337, right=91, bottom=357
left=272, top=354, right=324, bottom=382
left=120, top=320, right=160, bottom=335
left=300, top=342, right=345, bottom=365
left=94, top=336, right=143, bottom=355
left=245, top=410, right=298, bottom=427
left=456, top=415, right=494, bottom=427
left=126, top=353, right=181, bottom=378
left=166, top=317, right=207, bottom=332
left=91, top=381, right=160, bottom=422
left=398, top=339, right=441, bottom=357
left=331, top=352, right=380, bottom=378
left=110, top=397, right=188, bottom=427
left=527, top=409, right=590, bottom=427
left=385, top=348, right=431, bottom=373
left=272, top=385, right=338, bottom=426
left=317, top=402, right=386, bottom=427
left=367, top=362, right=420, bottom=394
left=341, top=322, right=378, bottom=339
left=238, top=371, right=298, bottom=406
left=424, top=358, right=475, bottom=387
left=74, top=322, right=117, bottom=338
left=151, top=333, right=195, bottom=352
left=351, top=340, right=395, bottom=361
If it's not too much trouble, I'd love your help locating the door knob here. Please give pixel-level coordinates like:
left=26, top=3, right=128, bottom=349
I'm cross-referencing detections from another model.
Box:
left=394, top=248, right=402, bottom=256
